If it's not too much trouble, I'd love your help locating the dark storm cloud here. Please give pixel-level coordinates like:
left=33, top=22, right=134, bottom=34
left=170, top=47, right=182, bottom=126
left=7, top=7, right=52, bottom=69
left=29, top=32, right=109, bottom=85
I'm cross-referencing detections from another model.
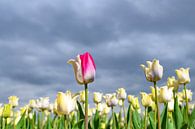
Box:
left=0, top=0, right=195, bottom=104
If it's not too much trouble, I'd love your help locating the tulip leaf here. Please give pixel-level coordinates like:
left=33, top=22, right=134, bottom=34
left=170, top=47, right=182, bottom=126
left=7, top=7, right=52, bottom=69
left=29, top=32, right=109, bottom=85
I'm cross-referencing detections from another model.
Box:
left=167, top=118, right=174, bottom=129
left=173, top=96, right=183, bottom=129
left=132, top=110, right=141, bottom=129
left=77, top=101, right=85, bottom=120
left=16, top=110, right=26, bottom=129
left=93, top=110, right=100, bottom=129
left=114, top=112, right=119, bottom=129
left=149, top=111, right=155, bottom=129
left=161, top=104, right=168, bottom=129
left=106, top=116, right=112, bottom=129
left=189, top=108, right=195, bottom=128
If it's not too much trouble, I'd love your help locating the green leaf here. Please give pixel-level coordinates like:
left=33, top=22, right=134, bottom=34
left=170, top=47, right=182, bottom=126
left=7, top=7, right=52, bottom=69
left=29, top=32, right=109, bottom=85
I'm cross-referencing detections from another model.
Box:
left=132, top=110, right=141, bottom=129
left=167, top=118, right=174, bottom=129
left=161, top=104, right=168, bottom=129
left=114, top=113, right=119, bottom=129
left=149, top=111, right=155, bottom=129
left=106, top=116, right=112, bottom=129
left=77, top=101, right=85, bottom=120
left=93, top=110, right=100, bottom=129
left=173, top=96, right=183, bottom=129
left=16, top=110, right=26, bottom=129
left=189, top=108, right=195, bottom=128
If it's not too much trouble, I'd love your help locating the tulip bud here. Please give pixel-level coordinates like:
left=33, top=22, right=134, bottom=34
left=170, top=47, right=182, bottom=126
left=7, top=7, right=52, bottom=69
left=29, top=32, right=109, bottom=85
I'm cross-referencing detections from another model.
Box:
left=182, top=89, right=192, bottom=102
left=168, top=99, right=174, bottom=112
left=132, top=97, right=140, bottom=110
left=36, top=97, right=50, bottom=110
left=2, top=104, right=12, bottom=118
left=140, top=59, right=163, bottom=82
left=159, top=86, right=173, bottom=103
left=93, top=92, right=103, bottom=104
left=56, top=91, right=76, bottom=115
left=127, top=95, right=135, bottom=104
left=175, top=68, right=190, bottom=84
left=167, top=76, right=179, bottom=91
left=140, top=92, right=152, bottom=107
left=104, top=93, right=118, bottom=107
left=116, top=88, right=127, bottom=100
left=150, top=86, right=160, bottom=101
left=29, top=99, right=36, bottom=109
left=8, top=96, right=19, bottom=108
left=79, top=90, right=86, bottom=103
left=68, top=52, right=96, bottom=85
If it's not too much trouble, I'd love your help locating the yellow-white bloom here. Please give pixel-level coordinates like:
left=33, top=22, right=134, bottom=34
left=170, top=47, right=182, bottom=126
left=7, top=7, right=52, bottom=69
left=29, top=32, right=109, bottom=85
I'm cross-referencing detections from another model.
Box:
left=177, top=92, right=184, bottom=106
left=182, top=89, right=193, bottom=102
left=36, top=97, right=50, bottom=110
left=101, top=103, right=111, bottom=115
left=131, top=97, right=140, bottom=110
left=8, top=96, right=19, bottom=107
left=159, top=86, right=173, bottom=103
left=116, top=88, right=127, bottom=100
left=140, top=59, right=163, bottom=82
left=104, top=93, right=118, bottom=107
left=118, top=99, right=123, bottom=107
left=56, top=91, right=76, bottom=115
left=167, top=76, right=179, bottom=90
left=93, top=92, right=103, bottom=104
left=150, top=86, right=160, bottom=101
left=175, top=68, right=190, bottom=84
left=140, top=92, right=152, bottom=107
left=2, top=104, right=12, bottom=118
left=127, top=95, right=135, bottom=104
left=79, top=90, right=86, bottom=103
left=168, top=99, right=174, bottom=112
left=29, top=99, right=36, bottom=109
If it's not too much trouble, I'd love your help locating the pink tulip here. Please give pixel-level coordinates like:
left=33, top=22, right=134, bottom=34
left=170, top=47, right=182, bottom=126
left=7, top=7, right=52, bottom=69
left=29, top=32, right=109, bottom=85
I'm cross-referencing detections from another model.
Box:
left=68, top=52, right=96, bottom=85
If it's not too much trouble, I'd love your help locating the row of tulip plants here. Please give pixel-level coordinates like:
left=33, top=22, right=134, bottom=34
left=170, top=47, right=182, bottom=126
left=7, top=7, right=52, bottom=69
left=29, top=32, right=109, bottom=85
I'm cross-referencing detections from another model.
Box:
left=0, top=52, right=195, bottom=129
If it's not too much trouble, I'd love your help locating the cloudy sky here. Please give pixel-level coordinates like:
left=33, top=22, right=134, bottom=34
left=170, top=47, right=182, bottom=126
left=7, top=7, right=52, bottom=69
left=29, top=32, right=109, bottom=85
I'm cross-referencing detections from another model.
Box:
left=0, top=0, right=195, bottom=105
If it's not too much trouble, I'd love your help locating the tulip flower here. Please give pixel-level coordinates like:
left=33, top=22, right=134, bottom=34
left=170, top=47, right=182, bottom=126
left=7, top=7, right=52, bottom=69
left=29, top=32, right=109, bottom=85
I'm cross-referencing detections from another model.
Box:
left=175, top=68, right=190, bottom=84
left=56, top=91, right=76, bottom=115
left=131, top=97, right=140, bottom=110
left=167, top=76, right=179, bottom=92
left=159, top=86, right=173, bottom=103
left=79, top=90, right=86, bottom=103
left=140, top=59, right=163, bottom=82
left=176, top=67, right=191, bottom=118
left=8, top=96, right=19, bottom=108
left=68, top=52, right=96, bottom=85
left=2, top=104, right=12, bottom=118
left=104, top=93, right=118, bottom=108
left=182, top=89, right=193, bottom=102
left=168, top=99, right=174, bottom=112
left=36, top=97, right=50, bottom=111
left=68, top=52, right=96, bottom=129
left=141, top=59, right=163, bottom=129
left=116, top=88, right=127, bottom=100
left=93, top=92, right=103, bottom=104
left=140, top=92, right=152, bottom=107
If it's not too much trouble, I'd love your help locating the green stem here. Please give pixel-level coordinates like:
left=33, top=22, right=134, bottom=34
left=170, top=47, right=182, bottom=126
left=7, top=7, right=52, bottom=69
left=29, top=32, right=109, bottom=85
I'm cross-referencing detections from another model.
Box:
left=184, top=84, right=189, bottom=120
left=154, top=81, right=161, bottom=129
left=111, top=107, right=116, bottom=129
left=122, top=100, right=127, bottom=129
left=144, top=107, right=148, bottom=129
left=129, top=106, right=133, bottom=129
left=84, top=84, right=88, bottom=129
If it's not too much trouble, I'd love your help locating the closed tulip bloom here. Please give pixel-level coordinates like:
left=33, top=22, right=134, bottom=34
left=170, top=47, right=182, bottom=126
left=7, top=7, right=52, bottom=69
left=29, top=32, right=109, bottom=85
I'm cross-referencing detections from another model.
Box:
left=2, top=104, right=12, bottom=118
left=132, top=97, right=140, bottom=110
left=57, top=91, right=76, bottom=115
left=68, top=52, right=96, bottom=85
left=104, top=94, right=118, bottom=107
left=79, top=90, right=86, bottom=103
left=102, top=103, right=111, bottom=115
left=116, top=88, right=127, bottom=100
left=36, top=97, right=50, bottom=110
left=168, top=99, right=174, bottom=112
left=140, top=92, right=152, bottom=107
left=159, top=86, right=173, bottom=103
left=93, top=92, right=103, bottom=104
left=175, top=68, right=190, bottom=84
left=150, top=86, right=160, bottom=101
left=140, top=59, right=163, bottom=82
left=182, top=89, right=193, bottom=102
left=167, top=76, right=179, bottom=91
left=127, top=95, right=135, bottom=104
left=8, top=96, right=19, bottom=108
left=29, top=99, right=36, bottom=109
left=177, top=92, right=184, bottom=106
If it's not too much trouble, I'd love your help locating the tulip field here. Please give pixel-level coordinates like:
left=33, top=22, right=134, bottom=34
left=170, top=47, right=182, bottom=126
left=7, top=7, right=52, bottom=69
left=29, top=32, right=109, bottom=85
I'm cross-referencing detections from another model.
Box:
left=0, top=52, right=195, bottom=129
